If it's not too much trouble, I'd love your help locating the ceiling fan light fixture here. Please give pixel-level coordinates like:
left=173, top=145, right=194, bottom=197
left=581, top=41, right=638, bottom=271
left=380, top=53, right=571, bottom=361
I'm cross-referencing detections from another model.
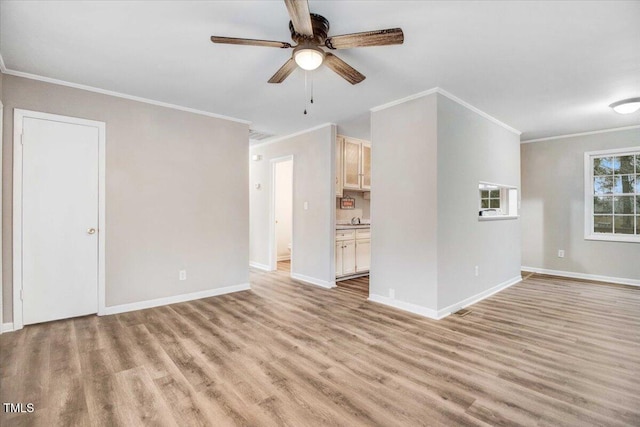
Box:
left=294, top=46, right=324, bottom=71
left=609, top=97, right=640, bottom=114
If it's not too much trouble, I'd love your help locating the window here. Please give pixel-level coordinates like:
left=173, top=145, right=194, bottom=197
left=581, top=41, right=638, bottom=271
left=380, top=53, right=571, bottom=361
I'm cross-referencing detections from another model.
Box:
left=478, top=182, right=518, bottom=220
left=584, top=148, right=640, bottom=242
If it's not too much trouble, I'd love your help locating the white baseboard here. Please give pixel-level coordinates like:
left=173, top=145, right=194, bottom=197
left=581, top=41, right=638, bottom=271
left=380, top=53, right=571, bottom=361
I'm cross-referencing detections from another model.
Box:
left=436, top=275, right=522, bottom=318
left=102, top=283, right=251, bottom=315
left=277, top=255, right=291, bottom=262
left=368, top=295, right=441, bottom=319
left=290, top=273, right=336, bottom=289
left=369, top=275, right=522, bottom=321
left=249, top=261, right=273, bottom=271
left=521, top=266, right=640, bottom=287
left=1, top=322, right=14, bottom=333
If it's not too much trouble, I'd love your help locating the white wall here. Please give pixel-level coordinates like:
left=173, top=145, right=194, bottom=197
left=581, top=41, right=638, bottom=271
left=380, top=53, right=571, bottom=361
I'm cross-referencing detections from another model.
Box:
left=371, top=91, right=521, bottom=318
left=275, top=160, right=292, bottom=261
left=250, top=124, right=336, bottom=286
left=370, top=94, right=439, bottom=310
left=521, top=128, right=640, bottom=282
left=336, top=190, right=370, bottom=222
left=2, top=74, right=250, bottom=321
left=436, top=95, right=521, bottom=309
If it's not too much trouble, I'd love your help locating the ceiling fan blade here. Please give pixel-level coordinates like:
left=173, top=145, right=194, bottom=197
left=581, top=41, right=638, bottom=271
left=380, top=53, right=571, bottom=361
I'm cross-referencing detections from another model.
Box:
left=284, top=0, right=314, bottom=37
left=325, top=28, right=404, bottom=49
left=324, top=53, right=365, bottom=85
left=268, top=58, right=297, bottom=83
left=211, top=36, right=291, bottom=49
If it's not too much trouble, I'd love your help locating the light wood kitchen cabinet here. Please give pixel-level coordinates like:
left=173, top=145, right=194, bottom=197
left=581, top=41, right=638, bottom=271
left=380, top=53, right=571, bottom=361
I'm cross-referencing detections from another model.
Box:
left=339, top=136, right=371, bottom=192
left=341, top=240, right=356, bottom=276
left=355, top=238, right=371, bottom=272
left=336, top=136, right=343, bottom=197
left=361, top=142, right=371, bottom=190
left=335, top=228, right=370, bottom=278
left=343, top=138, right=361, bottom=190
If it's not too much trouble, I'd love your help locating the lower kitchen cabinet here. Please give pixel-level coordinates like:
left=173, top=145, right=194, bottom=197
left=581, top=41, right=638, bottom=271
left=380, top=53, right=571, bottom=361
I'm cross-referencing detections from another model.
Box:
left=355, top=238, right=370, bottom=272
left=336, top=228, right=370, bottom=279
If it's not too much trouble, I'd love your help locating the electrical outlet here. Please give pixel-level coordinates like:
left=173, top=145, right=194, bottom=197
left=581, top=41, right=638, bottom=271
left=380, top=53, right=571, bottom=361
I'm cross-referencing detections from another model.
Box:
left=558, top=250, right=565, bottom=258
left=389, top=288, right=395, bottom=299
left=179, top=270, right=187, bottom=281
left=475, top=266, right=479, bottom=277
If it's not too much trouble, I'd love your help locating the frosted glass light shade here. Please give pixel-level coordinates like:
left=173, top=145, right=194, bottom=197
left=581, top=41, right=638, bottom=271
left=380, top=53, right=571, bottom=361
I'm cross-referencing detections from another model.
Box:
left=610, top=98, right=640, bottom=114
left=294, top=48, right=324, bottom=71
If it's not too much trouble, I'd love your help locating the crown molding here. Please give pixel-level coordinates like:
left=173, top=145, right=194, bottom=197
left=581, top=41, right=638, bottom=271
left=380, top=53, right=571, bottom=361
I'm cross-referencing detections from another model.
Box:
left=250, top=123, right=336, bottom=148
left=370, top=87, right=521, bottom=136
left=521, top=125, right=640, bottom=143
left=1, top=66, right=252, bottom=125
left=0, top=52, right=6, bottom=73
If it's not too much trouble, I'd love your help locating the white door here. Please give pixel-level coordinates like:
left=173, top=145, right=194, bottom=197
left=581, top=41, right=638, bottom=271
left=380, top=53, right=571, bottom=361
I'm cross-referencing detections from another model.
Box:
left=355, top=239, right=371, bottom=272
left=343, top=139, right=361, bottom=190
left=22, top=116, right=100, bottom=325
left=361, top=143, right=371, bottom=190
left=335, top=241, right=343, bottom=276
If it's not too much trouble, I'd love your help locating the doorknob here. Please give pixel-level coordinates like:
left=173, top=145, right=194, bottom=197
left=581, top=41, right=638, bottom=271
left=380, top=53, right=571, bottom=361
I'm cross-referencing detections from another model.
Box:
left=87, top=228, right=96, bottom=235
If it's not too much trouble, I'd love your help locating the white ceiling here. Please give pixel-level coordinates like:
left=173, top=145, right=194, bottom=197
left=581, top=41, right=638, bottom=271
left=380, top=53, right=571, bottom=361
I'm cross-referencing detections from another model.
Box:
left=1, top=1, right=639, bottom=141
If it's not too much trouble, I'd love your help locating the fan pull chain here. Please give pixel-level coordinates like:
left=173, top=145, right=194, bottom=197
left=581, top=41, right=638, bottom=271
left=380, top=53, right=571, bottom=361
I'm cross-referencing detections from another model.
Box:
left=303, top=71, right=308, bottom=115
left=310, top=72, right=314, bottom=104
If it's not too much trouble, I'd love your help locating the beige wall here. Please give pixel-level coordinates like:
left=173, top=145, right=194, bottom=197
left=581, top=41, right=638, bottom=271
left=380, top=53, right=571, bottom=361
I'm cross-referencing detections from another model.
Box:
left=371, top=94, right=439, bottom=310
left=521, top=128, right=640, bottom=281
left=249, top=125, right=336, bottom=285
left=2, top=74, right=250, bottom=321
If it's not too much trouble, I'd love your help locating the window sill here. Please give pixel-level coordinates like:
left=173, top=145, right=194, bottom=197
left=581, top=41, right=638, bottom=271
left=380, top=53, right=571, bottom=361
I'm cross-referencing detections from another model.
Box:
left=478, top=215, right=519, bottom=221
left=585, top=234, right=640, bottom=243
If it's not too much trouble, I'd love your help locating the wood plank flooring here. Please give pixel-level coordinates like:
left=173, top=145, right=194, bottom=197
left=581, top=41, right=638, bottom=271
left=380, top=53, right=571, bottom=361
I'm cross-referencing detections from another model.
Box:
left=1, top=269, right=639, bottom=426
left=336, top=275, right=369, bottom=298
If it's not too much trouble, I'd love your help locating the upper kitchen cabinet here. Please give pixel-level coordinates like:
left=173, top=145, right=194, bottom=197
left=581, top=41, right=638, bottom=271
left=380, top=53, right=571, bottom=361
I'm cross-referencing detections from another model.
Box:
left=340, top=135, right=371, bottom=192
left=336, top=136, right=344, bottom=197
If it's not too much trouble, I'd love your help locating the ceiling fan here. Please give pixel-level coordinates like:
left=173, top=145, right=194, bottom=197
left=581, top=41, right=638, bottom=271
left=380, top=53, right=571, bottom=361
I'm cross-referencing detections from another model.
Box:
left=210, top=0, right=404, bottom=85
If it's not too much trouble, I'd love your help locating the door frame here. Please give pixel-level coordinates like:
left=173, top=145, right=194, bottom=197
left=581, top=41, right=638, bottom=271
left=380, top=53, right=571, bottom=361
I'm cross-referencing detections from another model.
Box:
left=13, top=109, right=106, bottom=330
left=269, top=155, right=293, bottom=272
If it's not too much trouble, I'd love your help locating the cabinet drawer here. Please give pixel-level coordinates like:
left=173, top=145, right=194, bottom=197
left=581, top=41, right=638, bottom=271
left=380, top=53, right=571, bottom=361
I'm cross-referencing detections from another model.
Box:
left=355, top=229, right=371, bottom=239
left=336, top=230, right=356, bottom=241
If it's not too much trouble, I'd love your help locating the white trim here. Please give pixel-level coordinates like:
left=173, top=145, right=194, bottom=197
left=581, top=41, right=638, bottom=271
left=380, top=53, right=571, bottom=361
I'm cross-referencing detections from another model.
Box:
left=1, top=323, right=14, bottom=333
left=12, top=109, right=107, bottom=331
left=249, top=261, right=273, bottom=271
left=368, top=294, right=442, bottom=320
left=436, top=275, right=522, bottom=318
left=478, top=215, right=519, bottom=221
left=369, top=275, right=522, bottom=320
left=521, top=125, right=640, bottom=144
left=0, top=52, right=6, bottom=72
left=2, top=68, right=251, bottom=125
left=103, top=283, right=251, bottom=315
left=290, top=273, right=336, bottom=289
left=521, top=266, right=640, bottom=287
left=251, top=123, right=336, bottom=148
left=370, top=87, right=521, bottom=136
left=583, top=146, right=640, bottom=243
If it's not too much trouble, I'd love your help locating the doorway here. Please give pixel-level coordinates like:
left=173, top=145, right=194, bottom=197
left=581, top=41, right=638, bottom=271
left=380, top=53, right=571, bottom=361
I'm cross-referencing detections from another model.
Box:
left=271, top=156, right=293, bottom=273
left=13, top=109, right=106, bottom=330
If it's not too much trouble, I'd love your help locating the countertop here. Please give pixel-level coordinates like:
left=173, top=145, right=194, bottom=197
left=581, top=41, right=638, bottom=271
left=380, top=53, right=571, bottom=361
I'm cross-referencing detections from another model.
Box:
left=336, top=224, right=371, bottom=230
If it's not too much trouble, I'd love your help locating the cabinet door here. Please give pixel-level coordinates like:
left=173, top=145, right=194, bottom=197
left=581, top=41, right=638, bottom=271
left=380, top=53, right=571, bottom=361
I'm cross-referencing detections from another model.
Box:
left=355, top=238, right=371, bottom=272
left=336, top=137, right=343, bottom=197
left=361, top=142, right=371, bottom=190
left=335, top=241, right=343, bottom=276
left=342, top=240, right=356, bottom=275
left=343, top=139, right=361, bottom=190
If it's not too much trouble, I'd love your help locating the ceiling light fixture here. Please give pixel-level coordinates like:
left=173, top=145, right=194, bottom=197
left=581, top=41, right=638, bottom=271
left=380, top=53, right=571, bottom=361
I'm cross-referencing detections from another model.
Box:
left=609, top=97, right=640, bottom=114
left=293, top=46, right=324, bottom=71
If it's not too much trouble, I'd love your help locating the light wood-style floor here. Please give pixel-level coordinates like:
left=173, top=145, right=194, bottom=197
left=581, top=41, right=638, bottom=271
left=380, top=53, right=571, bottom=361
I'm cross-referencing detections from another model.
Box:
left=1, top=269, right=639, bottom=426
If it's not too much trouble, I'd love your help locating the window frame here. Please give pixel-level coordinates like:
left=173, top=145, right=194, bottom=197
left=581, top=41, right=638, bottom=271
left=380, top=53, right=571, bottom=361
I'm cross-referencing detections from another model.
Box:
left=478, top=181, right=519, bottom=221
left=584, top=147, right=640, bottom=243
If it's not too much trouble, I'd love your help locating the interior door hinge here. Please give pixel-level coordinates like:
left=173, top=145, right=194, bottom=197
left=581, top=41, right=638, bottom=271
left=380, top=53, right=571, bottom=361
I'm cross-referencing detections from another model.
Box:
left=20, top=133, right=24, bottom=145
left=20, top=289, right=24, bottom=300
